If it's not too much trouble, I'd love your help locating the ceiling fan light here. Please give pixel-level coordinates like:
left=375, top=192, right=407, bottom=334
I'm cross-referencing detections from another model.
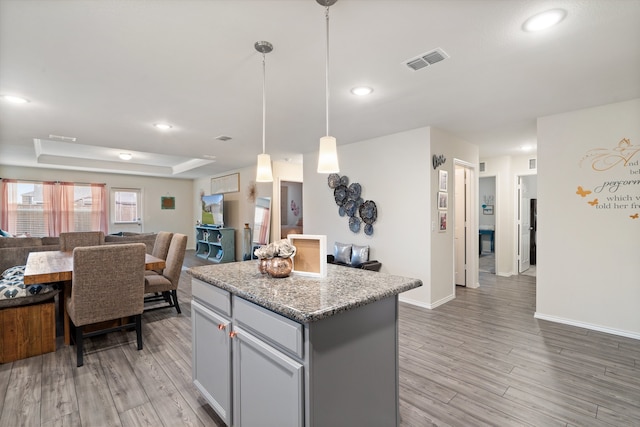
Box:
left=317, top=136, right=339, bottom=173
left=256, top=153, right=273, bottom=182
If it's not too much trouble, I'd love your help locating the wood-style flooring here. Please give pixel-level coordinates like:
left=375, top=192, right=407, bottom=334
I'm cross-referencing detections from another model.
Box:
left=1, top=251, right=639, bottom=426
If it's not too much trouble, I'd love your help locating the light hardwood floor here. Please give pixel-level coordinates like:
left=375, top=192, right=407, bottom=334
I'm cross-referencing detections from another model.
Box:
left=1, top=251, right=639, bottom=426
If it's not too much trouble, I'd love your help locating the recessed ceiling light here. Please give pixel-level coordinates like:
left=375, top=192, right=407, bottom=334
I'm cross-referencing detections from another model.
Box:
left=350, top=87, right=373, bottom=96
left=154, top=123, right=173, bottom=130
left=523, top=9, right=566, bottom=32
left=1, top=95, right=30, bottom=104
left=119, top=153, right=133, bottom=160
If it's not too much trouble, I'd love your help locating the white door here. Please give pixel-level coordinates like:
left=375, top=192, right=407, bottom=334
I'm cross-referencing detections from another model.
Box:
left=110, top=188, right=143, bottom=234
left=518, top=178, right=531, bottom=273
left=454, top=166, right=467, bottom=286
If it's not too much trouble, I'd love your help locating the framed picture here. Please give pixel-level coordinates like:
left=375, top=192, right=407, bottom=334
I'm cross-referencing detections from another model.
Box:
left=437, top=191, right=448, bottom=210
left=438, top=170, right=448, bottom=192
left=483, top=205, right=494, bottom=215
left=161, top=196, right=175, bottom=210
left=211, top=173, right=240, bottom=194
left=288, top=234, right=327, bottom=278
left=439, top=211, right=447, bottom=232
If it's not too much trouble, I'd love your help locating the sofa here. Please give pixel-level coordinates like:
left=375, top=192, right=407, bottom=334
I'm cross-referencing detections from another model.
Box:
left=327, top=242, right=382, bottom=272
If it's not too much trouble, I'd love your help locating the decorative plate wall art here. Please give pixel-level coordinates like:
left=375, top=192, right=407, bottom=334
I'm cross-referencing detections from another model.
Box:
left=327, top=174, right=378, bottom=235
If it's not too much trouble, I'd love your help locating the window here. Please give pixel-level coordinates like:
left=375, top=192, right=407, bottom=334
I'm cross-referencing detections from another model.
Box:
left=112, top=188, right=140, bottom=223
left=1, top=179, right=107, bottom=237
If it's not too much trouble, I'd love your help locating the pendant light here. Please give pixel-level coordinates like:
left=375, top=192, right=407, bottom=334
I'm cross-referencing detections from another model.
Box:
left=316, top=0, right=340, bottom=173
left=255, top=41, right=274, bottom=182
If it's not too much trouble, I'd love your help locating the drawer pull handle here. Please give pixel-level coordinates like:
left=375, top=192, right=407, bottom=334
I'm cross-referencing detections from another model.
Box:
left=229, top=331, right=237, bottom=339
left=218, top=323, right=226, bottom=331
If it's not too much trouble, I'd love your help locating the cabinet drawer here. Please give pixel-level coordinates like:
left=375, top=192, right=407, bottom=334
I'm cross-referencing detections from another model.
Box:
left=233, top=297, right=304, bottom=359
left=192, top=278, right=231, bottom=317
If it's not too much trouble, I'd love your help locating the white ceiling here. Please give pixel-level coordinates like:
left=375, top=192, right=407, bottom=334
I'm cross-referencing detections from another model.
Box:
left=1, top=0, right=639, bottom=179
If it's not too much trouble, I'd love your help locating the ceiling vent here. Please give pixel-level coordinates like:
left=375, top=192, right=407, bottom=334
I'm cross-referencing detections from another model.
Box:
left=215, top=135, right=232, bottom=142
left=479, top=162, right=486, bottom=172
left=405, top=48, right=449, bottom=71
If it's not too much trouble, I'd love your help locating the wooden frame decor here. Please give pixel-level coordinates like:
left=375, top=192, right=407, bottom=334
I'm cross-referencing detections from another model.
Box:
left=288, top=234, right=327, bottom=278
left=161, top=196, right=175, bottom=210
left=438, top=169, right=448, bottom=192
left=211, top=173, right=240, bottom=194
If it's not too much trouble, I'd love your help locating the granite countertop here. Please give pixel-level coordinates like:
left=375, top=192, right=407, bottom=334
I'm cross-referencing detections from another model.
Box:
left=187, top=261, right=422, bottom=323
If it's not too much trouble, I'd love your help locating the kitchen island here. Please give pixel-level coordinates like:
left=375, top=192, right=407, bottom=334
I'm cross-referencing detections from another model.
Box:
left=188, top=261, right=422, bottom=427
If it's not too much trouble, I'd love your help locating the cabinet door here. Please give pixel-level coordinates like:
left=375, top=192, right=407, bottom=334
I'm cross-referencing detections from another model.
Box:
left=192, top=300, right=232, bottom=425
left=232, top=326, right=303, bottom=427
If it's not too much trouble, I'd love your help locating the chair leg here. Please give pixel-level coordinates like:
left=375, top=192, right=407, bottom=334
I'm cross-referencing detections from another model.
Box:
left=135, top=314, right=143, bottom=350
left=171, top=290, right=181, bottom=314
left=76, top=325, right=84, bottom=367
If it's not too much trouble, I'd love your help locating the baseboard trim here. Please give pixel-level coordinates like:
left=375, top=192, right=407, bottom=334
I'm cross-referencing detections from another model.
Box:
left=534, top=312, right=640, bottom=340
left=400, top=294, right=455, bottom=310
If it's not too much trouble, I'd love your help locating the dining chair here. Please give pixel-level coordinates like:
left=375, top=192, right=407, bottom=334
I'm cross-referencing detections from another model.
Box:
left=143, top=233, right=187, bottom=314
left=66, top=243, right=146, bottom=367
left=59, top=231, right=105, bottom=251
left=144, top=231, right=173, bottom=276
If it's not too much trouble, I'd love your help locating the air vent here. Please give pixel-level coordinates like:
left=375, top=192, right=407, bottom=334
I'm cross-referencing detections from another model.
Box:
left=215, top=135, right=232, bottom=141
left=479, top=162, right=486, bottom=172
left=49, top=134, right=77, bottom=142
left=405, top=48, right=449, bottom=71
left=529, top=159, right=537, bottom=169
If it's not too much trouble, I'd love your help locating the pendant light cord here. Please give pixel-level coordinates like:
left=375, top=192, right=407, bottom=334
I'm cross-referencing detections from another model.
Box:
left=325, top=5, right=330, bottom=137
left=262, top=52, right=267, bottom=155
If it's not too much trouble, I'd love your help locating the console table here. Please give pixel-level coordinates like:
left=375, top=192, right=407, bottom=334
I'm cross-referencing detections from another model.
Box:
left=196, top=226, right=235, bottom=263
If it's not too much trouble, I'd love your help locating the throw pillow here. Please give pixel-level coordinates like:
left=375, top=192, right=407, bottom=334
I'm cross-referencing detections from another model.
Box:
left=0, top=229, right=12, bottom=237
left=2, top=265, right=25, bottom=279
left=334, top=242, right=352, bottom=264
left=351, top=245, right=369, bottom=266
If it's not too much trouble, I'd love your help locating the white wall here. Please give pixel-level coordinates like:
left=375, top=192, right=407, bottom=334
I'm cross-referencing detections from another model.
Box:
left=537, top=98, right=640, bottom=338
left=0, top=165, right=194, bottom=242
left=303, top=126, right=478, bottom=308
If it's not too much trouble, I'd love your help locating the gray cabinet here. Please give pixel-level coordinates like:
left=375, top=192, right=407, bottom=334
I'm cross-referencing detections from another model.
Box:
left=232, top=326, right=303, bottom=427
left=192, top=278, right=303, bottom=427
left=195, top=226, right=235, bottom=263
left=191, top=300, right=232, bottom=425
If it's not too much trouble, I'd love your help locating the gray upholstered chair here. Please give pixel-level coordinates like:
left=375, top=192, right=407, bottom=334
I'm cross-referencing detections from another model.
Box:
left=60, top=231, right=105, bottom=251
left=66, top=243, right=146, bottom=367
left=144, top=233, right=187, bottom=314
left=144, top=231, right=173, bottom=276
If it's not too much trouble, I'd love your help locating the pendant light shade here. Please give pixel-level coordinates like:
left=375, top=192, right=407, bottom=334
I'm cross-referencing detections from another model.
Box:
left=316, top=0, right=340, bottom=174
left=255, top=41, right=274, bottom=183
left=256, top=153, right=273, bottom=182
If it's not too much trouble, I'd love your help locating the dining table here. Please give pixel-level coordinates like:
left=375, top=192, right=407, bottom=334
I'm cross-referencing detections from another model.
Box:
left=24, top=250, right=166, bottom=345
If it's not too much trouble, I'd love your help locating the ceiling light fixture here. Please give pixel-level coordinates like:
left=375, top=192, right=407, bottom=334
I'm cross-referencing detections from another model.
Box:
left=316, top=0, right=340, bottom=174
left=119, top=153, right=133, bottom=160
left=153, top=123, right=173, bottom=131
left=255, top=40, right=274, bottom=183
left=351, top=86, right=373, bottom=96
left=523, top=9, right=566, bottom=32
left=1, top=95, right=30, bottom=104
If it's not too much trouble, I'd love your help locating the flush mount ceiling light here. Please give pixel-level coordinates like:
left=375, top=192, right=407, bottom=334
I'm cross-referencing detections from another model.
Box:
left=316, top=0, right=340, bottom=174
left=523, top=9, right=566, bottom=32
left=1, top=94, right=30, bottom=104
left=119, top=153, right=133, bottom=160
left=255, top=40, right=274, bottom=183
left=153, top=123, right=173, bottom=131
left=351, top=86, right=373, bottom=96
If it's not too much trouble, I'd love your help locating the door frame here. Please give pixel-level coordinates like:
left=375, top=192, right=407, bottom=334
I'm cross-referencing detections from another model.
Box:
left=453, top=159, right=479, bottom=290
left=515, top=173, right=537, bottom=274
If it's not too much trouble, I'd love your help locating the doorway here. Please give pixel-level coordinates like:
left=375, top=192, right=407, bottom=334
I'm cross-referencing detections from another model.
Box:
left=279, top=181, right=303, bottom=239
left=517, top=174, right=537, bottom=276
left=479, top=177, right=496, bottom=274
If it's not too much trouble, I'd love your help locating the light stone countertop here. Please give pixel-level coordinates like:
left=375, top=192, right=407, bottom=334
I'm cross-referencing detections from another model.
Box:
left=187, top=260, right=422, bottom=323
